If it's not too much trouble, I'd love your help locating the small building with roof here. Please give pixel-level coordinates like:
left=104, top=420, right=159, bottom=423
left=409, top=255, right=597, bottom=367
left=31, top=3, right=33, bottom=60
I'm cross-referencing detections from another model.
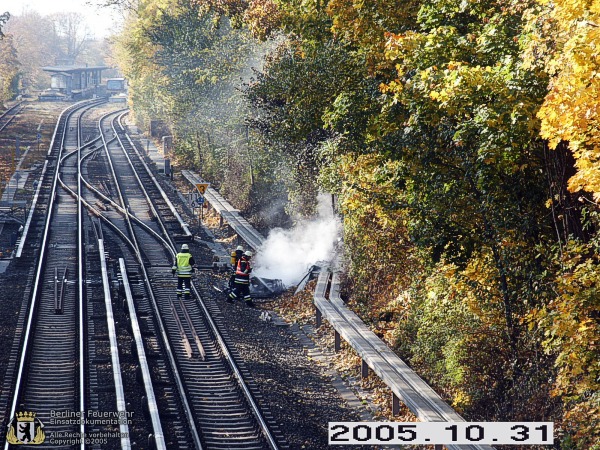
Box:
left=40, top=64, right=108, bottom=100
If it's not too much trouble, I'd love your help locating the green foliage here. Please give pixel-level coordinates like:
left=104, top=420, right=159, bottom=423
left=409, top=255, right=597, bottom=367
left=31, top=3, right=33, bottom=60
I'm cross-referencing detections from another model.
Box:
left=116, top=0, right=600, bottom=444
left=336, top=152, right=416, bottom=312
left=327, top=0, right=421, bottom=75
left=115, top=0, right=293, bottom=224
left=0, top=32, right=20, bottom=103
left=245, top=39, right=361, bottom=216
left=529, top=219, right=600, bottom=447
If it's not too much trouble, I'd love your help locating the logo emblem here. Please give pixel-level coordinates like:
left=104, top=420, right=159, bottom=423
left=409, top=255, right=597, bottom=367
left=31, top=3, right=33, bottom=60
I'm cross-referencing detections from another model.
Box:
left=6, top=411, right=45, bottom=445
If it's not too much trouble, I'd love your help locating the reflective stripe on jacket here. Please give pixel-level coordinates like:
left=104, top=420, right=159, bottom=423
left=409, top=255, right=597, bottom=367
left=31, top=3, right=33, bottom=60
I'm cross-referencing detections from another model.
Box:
left=173, top=252, right=193, bottom=277
left=234, top=257, right=251, bottom=284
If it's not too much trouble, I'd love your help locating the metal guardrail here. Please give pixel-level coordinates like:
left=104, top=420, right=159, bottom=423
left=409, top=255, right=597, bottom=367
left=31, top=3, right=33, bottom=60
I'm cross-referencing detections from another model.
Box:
left=100, top=242, right=131, bottom=450
left=180, top=170, right=264, bottom=250
left=119, top=258, right=166, bottom=450
left=314, top=270, right=495, bottom=450
left=180, top=169, right=495, bottom=450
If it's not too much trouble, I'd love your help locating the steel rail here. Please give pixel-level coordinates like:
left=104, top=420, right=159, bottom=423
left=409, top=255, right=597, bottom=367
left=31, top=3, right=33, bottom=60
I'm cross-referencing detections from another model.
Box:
left=117, top=113, right=192, bottom=237
left=66, top=139, right=173, bottom=258
left=188, top=273, right=280, bottom=450
left=115, top=118, right=279, bottom=450
left=61, top=111, right=165, bottom=449
left=76, top=101, right=86, bottom=450
left=99, top=239, right=132, bottom=450
left=111, top=113, right=176, bottom=261
left=117, top=259, right=166, bottom=448
left=3, top=99, right=100, bottom=450
left=14, top=108, right=102, bottom=258
left=57, top=157, right=138, bottom=256
left=54, top=267, right=67, bottom=314
left=99, top=111, right=174, bottom=450
left=56, top=112, right=166, bottom=448
left=0, top=102, right=23, bottom=133
left=0, top=101, right=22, bottom=121
left=53, top=107, right=104, bottom=448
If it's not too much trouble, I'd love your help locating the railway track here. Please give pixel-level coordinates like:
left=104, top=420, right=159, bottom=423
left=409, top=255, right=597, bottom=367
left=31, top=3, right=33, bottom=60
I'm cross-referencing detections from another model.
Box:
left=0, top=102, right=24, bottom=134
left=1, top=101, right=287, bottom=449
left=104, top=111, right=285, bottom=449
left=1, top=99, right=106, bottom=449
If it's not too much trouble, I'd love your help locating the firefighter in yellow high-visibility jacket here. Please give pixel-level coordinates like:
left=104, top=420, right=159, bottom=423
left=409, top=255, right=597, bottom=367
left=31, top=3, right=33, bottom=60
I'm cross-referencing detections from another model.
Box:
left=172, top=244, right=196, bottom=299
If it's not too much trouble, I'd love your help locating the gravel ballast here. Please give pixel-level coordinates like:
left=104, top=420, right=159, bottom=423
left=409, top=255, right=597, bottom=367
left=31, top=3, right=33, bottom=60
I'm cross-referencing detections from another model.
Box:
left=193, top=268, right=364, bottom=449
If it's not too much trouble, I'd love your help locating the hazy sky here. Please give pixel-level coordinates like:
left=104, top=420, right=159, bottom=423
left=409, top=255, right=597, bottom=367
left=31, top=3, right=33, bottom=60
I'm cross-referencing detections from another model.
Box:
left=2, top=0, right=123, bottom=38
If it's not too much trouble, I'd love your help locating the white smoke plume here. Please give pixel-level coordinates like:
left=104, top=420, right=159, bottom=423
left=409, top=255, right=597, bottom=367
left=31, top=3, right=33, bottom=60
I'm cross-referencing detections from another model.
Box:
left=253, top=194, right=341, bottom=287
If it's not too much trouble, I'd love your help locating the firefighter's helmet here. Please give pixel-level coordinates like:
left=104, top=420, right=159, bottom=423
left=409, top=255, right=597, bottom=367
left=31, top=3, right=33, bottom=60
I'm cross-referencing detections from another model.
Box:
left=244, top=251, right=253, bottom=257
left=181, top=244, right=189, bottom=251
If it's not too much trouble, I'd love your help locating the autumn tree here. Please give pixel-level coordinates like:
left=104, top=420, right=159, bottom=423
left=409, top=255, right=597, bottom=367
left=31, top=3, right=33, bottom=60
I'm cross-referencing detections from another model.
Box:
left=0, top=12, right=19, bottom=105
left=522, top=0, right=600, bottom=445
left=0, top=33, right=20, bottom=104
left=5, top=11, right=61, bottom=89
left=0, top=11, right=9, bottom=37
left=114, top=0, right=600, bottom=445
left=50, top=12, right=91, bottom=63
left=534, top=0, right=600, bottom=199
left=113, top=0, right=288, bottom=223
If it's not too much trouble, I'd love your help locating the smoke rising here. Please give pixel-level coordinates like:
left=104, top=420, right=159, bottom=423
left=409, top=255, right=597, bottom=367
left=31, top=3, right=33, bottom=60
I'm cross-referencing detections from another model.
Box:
left=253, top=194, right=341, bottom=287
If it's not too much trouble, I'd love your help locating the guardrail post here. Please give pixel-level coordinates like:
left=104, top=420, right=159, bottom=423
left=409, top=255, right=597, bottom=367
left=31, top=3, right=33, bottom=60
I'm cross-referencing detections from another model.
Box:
left=392, top=392, right=400, bottom=416
left=315, top=307, right=322, bottom=328
left=334, top=330, right=341, bottom=352
left=361, top=360, right=369, bottom=379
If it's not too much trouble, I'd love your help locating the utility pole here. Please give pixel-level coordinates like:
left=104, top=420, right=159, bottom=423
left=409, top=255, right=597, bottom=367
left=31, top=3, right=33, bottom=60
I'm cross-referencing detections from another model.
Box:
left=246, top=125, right=254, bottom=186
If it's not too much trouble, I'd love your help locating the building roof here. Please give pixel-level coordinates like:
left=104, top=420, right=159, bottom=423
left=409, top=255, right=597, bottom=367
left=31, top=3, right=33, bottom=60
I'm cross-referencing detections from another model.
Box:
left=42, top=65, right=108, bottom=73
left=50, top=72, right=74, bottom=77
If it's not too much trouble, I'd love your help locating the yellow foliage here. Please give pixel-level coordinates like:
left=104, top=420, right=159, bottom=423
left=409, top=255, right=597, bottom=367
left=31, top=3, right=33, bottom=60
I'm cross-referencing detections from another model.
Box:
left=326, top=0, right=420, bottom=75
left=528, top=241, right=600, bottom=445
left=536, top=0, right=600, bottom=197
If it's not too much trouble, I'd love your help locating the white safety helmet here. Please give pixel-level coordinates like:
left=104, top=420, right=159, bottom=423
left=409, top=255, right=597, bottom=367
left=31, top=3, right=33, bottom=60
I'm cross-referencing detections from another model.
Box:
left=236, top=246, right=244, bottom=251
left=244, top=251, right=253, bottom=257
left=181, top=244, right=189, bottom=251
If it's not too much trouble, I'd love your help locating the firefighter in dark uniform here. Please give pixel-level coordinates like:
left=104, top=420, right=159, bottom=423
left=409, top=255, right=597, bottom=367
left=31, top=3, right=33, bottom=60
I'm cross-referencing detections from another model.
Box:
left=172, top=243, right=195, bottom=299
left=228, top=250, right=254, bottom=307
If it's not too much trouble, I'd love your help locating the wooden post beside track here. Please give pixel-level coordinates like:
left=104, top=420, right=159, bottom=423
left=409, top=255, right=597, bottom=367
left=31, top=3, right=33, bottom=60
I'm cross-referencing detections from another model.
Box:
left=361, top=359, right=369, bottom=379
left=392, top=392, right=400, bottom=416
